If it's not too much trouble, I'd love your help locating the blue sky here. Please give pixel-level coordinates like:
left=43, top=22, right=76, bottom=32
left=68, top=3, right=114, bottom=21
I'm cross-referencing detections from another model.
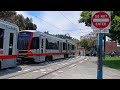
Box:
left=26, top=11, right=43, bottom=17
left=16, top=11, right=93, bottom=39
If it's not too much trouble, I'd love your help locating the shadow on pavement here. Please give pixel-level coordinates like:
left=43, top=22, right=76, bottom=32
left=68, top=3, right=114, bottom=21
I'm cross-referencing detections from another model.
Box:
left=0, top=66, right=22, bottom=76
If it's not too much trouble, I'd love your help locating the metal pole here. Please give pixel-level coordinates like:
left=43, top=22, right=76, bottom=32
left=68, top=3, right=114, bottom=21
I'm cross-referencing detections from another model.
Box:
left=97, top=33, right=103, bottom=79
left=104, top=34, right=106, bottom=60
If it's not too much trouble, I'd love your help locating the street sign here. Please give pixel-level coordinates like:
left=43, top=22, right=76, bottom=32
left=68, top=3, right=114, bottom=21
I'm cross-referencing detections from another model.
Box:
left=91, top=11, right=111, bottom=79
left=93, top=29, right=109, bottom=33
left=91, top=11, right=111, bottom=31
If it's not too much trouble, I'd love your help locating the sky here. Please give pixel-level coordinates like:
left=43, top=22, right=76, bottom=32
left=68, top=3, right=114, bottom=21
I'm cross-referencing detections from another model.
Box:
left=16, top=11, right=93, bottom=40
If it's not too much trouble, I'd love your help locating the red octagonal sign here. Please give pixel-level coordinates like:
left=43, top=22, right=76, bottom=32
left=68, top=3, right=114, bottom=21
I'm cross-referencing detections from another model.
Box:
left=92, top=12, right=111, bottom=29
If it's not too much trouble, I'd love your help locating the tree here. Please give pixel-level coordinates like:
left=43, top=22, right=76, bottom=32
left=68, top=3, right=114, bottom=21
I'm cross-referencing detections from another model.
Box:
left=24, top=17, right=37, bottom=30
left=44, top=31, right=50, bottom=34
left=79, top=11, right=120, bottom=44
left=79, top=38, right=88, bottom=50
left=55, top=34, right=72, bottom=39
left=0, top=11, right=16, bottom=21
left=78, top=11, right=92, bottom=26
left=110, top=15, right=120, bottom=43
left=79, top=11, right=120, bottom=43
left=0, top=11, right=37, bottom=30
left=13, top=14, right=26, bottom=30
left=79, top=38, right=97, bottom=51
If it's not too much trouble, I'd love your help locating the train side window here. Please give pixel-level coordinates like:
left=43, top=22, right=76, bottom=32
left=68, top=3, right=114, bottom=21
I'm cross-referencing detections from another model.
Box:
left=69, top=44, right=71, bottom=50
left=57, top=41, right=59, bottom=50
left=46, top=39, right=58, bottom=50
left=63, top=42, right=66, bottom=50
left=68, top=44, right=70, bottom=50
left=72, top=45, right=75, bottom=50
left=30, top=37, right=39, bottom=49
left=46, top=38, right=49, bottom=49
left=41, top=39, right=43, bottom=48
left=0, top=28, right=4, bottom=49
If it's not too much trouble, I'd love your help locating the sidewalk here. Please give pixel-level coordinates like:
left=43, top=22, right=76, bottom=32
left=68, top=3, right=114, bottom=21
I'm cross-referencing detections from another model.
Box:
left=52, top=57, right=120, bottom=79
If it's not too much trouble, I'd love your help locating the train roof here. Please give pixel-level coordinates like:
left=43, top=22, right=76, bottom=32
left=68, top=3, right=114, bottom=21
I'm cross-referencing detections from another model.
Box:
left=20, top=30, right=75, bottom=45
left=0, top=19, right=19, bottom=30
left=20, top=30, right=39, bottom=33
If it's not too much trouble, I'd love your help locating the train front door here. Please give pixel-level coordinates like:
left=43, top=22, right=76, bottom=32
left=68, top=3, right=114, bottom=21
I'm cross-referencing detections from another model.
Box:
left=60, top=42, right=62, bottom=53
left=9, top=33, right=14, bottom=55
left=30, top=37, right=40, bottom=62
left=40, top=36, right=45, bottom=62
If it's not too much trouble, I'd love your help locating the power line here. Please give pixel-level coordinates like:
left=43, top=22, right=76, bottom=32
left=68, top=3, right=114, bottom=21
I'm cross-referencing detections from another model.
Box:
left=33, top=15, right=63, bottom=31
left=28, top=12, right=90, bottom=33
left=58, top=11, right=82, bottom=30
left=27, top=12, right=93, bottom=34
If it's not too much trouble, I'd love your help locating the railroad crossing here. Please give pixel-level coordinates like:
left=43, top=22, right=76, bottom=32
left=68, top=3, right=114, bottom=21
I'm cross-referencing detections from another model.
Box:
left=0, top=56, right=120, bottom=79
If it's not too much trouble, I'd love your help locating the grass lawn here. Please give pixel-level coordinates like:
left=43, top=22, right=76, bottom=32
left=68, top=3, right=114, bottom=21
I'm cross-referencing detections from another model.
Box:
left=103, top=56, right=120, bottom=70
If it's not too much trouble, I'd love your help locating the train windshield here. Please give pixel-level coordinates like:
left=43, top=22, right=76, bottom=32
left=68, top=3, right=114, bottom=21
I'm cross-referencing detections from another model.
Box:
left=17, top=32, right=31, bottom=50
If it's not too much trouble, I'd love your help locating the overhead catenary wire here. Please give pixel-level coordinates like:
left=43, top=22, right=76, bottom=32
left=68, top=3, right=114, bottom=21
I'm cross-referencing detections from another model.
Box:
left=58, top=11, right=84, bottom=31
left=27, top=12, right=92, bottom=34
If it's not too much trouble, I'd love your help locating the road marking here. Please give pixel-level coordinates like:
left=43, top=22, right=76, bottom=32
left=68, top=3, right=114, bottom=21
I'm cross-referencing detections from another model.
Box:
left=84, top=59, right=88, bottom=61
left=58, top=64, right=62, bottom=66
left=52, top=73, right=58, bottom=75
left=58, top=71, right=63, bottom=73
left=80, top=61, right=84, bottom=63
left=64, top=63, right=68, bottom=65
left=40, top=69, right=46, bottom=72
left=61, top=63, right=65, bottom=65
left=41, top=72, right=47, bottom=74
left=23, top=69, right=30, bottom=72
left=69, top=64, right=76, bottom=67
left=47, top=69, right=52, bottom=71
left=33, top=71, right=39, bottom=73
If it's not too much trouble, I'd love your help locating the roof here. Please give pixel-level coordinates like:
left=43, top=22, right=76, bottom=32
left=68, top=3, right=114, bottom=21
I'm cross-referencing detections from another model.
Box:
left=0, top=19, right=19, bottom=30
left=20, top=30, right=39, bottom=33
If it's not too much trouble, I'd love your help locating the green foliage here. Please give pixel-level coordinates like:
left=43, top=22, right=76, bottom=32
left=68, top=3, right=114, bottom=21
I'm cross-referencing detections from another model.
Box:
left=79, top=11, right=120, bottom=44
left=0, top=11, right=37, bottom=30
left=110, top=15, right=120, bottom=43
left=79, top=11, right=92, bottom=26
left=103, top=56, right=120, bottom=70
left=44, top=31, right=80, bottom=44
left=79, top=38, right=97, bottom=50
left=55, top=34, right=72, bottom=39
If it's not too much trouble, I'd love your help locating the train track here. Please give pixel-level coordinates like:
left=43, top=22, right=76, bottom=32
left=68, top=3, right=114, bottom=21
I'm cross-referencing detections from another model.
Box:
left=1, top=56, right=88, bottom=79
left=36, top=57, right=89, bottom=79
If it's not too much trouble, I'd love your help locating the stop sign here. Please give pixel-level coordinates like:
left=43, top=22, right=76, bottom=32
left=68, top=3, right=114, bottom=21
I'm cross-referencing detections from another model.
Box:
left=92, top=11, right=111, bottom=29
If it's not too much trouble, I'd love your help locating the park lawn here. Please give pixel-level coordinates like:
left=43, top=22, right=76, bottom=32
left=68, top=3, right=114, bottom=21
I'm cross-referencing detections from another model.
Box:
left=103, top=56, right=120, bottom=71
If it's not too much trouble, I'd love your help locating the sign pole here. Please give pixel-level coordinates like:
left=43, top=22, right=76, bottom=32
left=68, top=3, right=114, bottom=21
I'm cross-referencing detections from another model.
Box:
left=97, top=32, right=103, bottom=79
left=91, top=11, right=111, bottom=79
left=104, top=34, right=106, bottom=60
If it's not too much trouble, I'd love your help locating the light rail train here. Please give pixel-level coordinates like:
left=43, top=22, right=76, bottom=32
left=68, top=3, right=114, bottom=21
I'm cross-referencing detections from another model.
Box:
left=0, top=20, right=19, bottom=69
left=17, top=30, right=76, bottom=63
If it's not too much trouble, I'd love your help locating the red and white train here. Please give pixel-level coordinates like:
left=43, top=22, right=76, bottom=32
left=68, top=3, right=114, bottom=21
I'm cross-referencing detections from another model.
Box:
left=0, top=20, right=19, bottom=69
left=17, top=30, right=76, bottom=63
